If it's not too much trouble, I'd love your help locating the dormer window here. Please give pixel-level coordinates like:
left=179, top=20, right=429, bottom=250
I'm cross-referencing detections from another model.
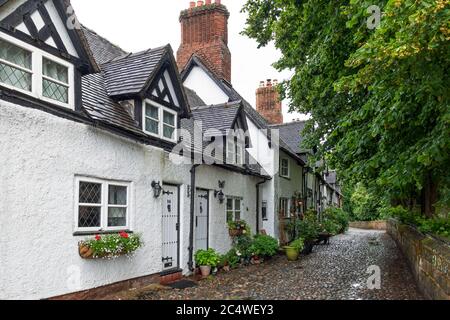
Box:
left=143, top=100, right=177, bottom=142
left=0, top=33, right=74, bottom=108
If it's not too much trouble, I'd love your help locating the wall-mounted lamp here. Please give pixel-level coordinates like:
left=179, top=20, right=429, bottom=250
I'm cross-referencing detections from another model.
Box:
left=151, top=181, right=163, bottom=198
left=214, top=189, right=225, bottom=204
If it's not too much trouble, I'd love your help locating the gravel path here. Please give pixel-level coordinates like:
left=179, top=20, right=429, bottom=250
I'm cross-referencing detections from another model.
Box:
left=115, top=228, right=423, bottom=300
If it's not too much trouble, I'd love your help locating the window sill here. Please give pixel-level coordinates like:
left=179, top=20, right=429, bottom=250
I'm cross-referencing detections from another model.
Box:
left=279, top=175, right=291, bottom=180
left=73, top=230, right=133, bottom=237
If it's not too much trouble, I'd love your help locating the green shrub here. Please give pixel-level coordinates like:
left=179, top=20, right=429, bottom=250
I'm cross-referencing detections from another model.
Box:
left=233, top=233, right=254, bottom=260
left=389, top=206, right=450, bottom=239
left=220, top=248, right=241, bottom=268
left=195, top=248, right=221, bottom=267
left=323, top=207, right=349, bottom=233
left=249, top=235, right=279, bottom=257
left=296, top=219, right=320, bottom=241
left=320, top=219, right=340, bottom=235
left=417, top=217, right=450, bottom=239
left=289, top=238, right=305, bottom=252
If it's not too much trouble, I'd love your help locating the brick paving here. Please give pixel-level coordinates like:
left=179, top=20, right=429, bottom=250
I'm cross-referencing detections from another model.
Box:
left=111, top=228, right=423, bottom=300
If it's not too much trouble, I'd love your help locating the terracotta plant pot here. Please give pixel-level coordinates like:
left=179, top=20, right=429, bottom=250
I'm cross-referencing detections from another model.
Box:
left=284, top=246, right=299, bottom=261
left=199, top=265, right=211, bottom=277
left=223, top=265, right=231, bottom=272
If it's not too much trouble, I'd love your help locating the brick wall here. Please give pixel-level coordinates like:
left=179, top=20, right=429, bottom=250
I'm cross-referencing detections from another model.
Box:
left=177, top=0, right=231, bottom=82
left=256, top=79, right=283, bottom=125
left=387, top=219, right=450, bottom=300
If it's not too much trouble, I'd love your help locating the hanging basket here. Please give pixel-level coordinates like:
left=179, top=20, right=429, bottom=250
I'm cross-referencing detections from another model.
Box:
left=78, top=243, right=95, bottom=259
left=229, top=229, right=243, bottom=237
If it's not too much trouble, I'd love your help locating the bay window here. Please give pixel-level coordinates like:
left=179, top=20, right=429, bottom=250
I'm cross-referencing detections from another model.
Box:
left=75, top=177, right=131, bottom=232
left=143, top=100, right=177, bottom=142
left=0, top=33, right=74, bottom=108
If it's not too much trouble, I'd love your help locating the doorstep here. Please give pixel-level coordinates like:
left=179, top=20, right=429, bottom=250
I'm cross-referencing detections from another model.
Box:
left=159, top=269, right=183, bottom=285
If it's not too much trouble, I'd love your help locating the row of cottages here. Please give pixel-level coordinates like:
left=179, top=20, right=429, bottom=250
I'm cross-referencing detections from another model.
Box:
left=0, top=0, right=341, bottom=299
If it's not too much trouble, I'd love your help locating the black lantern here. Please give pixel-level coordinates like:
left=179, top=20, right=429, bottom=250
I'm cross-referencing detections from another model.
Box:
left=214, top=190, right=225, bottom=204
left=151, top=181, right=163, bottom=198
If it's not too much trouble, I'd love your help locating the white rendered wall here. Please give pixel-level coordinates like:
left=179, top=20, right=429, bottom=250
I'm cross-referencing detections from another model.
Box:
left=195, top=165, right=260, bottom=255
left=0, top=101, right=191, bottom=299
left=183, top=66, right=229, bottom=105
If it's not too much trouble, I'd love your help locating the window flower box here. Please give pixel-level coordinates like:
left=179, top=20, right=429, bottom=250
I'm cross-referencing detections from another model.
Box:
left=78, top=232, right=142, bottom=259
left=227, top=220, right=250, bottom=238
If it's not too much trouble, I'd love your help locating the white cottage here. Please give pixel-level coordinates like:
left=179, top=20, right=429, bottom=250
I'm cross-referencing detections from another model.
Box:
left=0, top=0, right=267, bottom=299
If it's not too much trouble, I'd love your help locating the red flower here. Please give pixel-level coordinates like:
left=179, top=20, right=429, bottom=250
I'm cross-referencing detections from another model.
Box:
left=119, top=231, right=129, bottom=239
left=95, top=235, right=101, bottom=241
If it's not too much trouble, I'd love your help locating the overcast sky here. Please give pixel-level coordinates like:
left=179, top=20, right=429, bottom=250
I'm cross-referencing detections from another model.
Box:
left=71, top=0, right=306, bottom=122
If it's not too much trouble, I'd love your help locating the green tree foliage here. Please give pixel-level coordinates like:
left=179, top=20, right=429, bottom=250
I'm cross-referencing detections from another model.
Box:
left=242, top=0, right=450, bottom=214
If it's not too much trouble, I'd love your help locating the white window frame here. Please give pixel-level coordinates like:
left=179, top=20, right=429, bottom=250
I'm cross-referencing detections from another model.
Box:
left=143, top=99, right=178, bottom=143
left=0, top=32, right=75, bottom=109
left=226, top=196, right=243, bottom=222
left=74, top=176, right=132, bottom=233
left=280, top=197, right=290, bottom=218
left=226, top=139, right=236, bottom=165
left=280, top=158, right=290, bottom=178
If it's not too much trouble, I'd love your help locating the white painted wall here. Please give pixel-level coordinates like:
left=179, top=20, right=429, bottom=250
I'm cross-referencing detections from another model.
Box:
left=194, top=165, right=260, bottom=255
left=0, top=101, right=191, bottom=299
left=183, top=66, right=229, bottom=105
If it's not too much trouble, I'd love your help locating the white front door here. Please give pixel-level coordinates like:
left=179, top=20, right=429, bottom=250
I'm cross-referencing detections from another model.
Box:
left=195, top=189, right=209, bottom=252
left=161, top=184, right=179, bottom=271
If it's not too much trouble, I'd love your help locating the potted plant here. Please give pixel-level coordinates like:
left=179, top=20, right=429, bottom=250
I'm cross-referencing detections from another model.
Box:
left=227, top=220, right=250, bottom=237
left=284, top=238, right=304, bottom=261
left=194, top=248, right=220, bottom=277
left=296, top=220, right=320, bottom=254
left=248, top=234, right=279, bottom=260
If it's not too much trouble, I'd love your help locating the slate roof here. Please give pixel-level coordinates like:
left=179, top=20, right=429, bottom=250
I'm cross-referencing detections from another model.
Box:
left=191, top=101, right=241, bottom=134
left=181, top=55, right=306, bottom=165
left=184, top=87, right=206, bottom=108
left=81, top=26, right=128, bottom=65
left=81, top=73, right=143, bottom=136
left=101, top=46, right=169, bottom=97
left=270, top=121, right=307, bottom=154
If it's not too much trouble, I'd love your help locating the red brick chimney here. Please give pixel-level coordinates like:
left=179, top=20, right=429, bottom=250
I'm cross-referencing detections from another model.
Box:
left=177, top=0, right=231, bottom=82
left=256, top=79, right=283, bottom=125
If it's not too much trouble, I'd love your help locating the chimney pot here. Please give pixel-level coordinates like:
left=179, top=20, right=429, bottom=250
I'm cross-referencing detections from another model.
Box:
left=197, top=1, right=204, bottom=7
left=267, top=79, right=272, bottom=87
left=189, top=1, right=196, bottom=8
left=205, top=0, right=212, bottom=4
left=215, top=0, right=221, bottom=4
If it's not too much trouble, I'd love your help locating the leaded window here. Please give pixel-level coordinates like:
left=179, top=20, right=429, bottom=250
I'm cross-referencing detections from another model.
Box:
left=76, top=178, right=130, bottom=232
left=0, top=38, right=32, bottom=91
left=42, top=57, right=69, bottom=103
